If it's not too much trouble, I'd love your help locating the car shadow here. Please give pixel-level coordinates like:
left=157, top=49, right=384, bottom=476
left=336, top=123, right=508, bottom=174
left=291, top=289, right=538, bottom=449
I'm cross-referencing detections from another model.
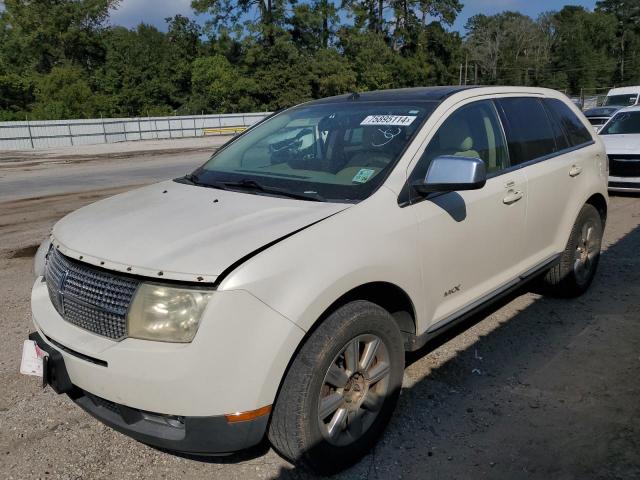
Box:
left=429, top=191, right=467, bottom=222
left=174, top=223, right=640, bottom=478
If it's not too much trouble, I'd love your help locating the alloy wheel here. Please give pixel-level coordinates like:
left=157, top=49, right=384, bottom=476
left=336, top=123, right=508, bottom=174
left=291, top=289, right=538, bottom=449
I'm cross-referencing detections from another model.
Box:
left=574, top=219, right=600, bottom=285
left=317, top=334, right=391, bottom=446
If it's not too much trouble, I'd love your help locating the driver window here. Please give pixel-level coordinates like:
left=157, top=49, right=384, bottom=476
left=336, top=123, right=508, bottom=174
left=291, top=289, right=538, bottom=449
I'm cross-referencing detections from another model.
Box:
left=409, top=100, right=509, bottom=184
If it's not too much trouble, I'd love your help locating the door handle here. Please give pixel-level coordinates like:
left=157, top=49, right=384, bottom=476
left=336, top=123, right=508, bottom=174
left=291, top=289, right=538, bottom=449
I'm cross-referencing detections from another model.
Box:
left=569, top=165, right=583, bottom=177
left=503, top=190, right=523, bottom=205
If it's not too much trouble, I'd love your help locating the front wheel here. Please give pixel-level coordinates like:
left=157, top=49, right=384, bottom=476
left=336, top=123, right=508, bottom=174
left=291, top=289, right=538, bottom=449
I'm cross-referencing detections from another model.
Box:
left=268, top=300, right=405, bottom=474
left=542, top=203, right=603, bottom=297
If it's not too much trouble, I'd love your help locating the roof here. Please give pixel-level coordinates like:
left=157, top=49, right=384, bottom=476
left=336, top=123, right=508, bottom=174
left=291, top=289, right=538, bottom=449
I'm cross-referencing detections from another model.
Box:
left=304, top=86, right=482, bottom=105
left=607, top=86, right=640, bottom=96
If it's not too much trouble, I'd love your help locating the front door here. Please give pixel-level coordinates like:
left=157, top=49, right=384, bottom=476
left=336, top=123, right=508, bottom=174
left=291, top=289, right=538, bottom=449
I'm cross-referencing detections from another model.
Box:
left=407, top=100, right=528, bottom=330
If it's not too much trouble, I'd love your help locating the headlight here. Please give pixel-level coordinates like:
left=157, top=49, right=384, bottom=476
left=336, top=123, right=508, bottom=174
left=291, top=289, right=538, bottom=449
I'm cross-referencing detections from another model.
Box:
left=127, top=283, right=213, bottom=343
left=33, top=238, right=52, bottom=278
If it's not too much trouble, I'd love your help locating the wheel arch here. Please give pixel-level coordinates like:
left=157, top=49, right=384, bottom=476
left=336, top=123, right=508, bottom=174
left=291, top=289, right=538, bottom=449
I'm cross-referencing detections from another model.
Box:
left=266, top=281, right=415, bottom=440
left=316, top=281, right=417, bottom=337
left=585, top=192, right=608, bottom=226
left=269, top=281, right=416, bottom=411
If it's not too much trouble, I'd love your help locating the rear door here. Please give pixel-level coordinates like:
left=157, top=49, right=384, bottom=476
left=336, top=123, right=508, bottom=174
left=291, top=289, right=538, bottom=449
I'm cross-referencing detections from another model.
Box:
left=495, top=97, right=587, bottom=269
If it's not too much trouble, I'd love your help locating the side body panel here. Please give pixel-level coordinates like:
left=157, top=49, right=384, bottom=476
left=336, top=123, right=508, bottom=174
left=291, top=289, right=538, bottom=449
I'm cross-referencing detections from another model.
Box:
left=399, top=95, right=530, bottom=327
left=408, top=171, right=528, bottom=327
left=219, top=186, right=427, bottom=333
left=523, top=142, right=606, bottom=266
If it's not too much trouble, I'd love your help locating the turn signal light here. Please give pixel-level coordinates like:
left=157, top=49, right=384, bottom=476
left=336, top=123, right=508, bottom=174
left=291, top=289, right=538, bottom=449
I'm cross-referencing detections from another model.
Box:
left=225, top=405, right=272, bottom=423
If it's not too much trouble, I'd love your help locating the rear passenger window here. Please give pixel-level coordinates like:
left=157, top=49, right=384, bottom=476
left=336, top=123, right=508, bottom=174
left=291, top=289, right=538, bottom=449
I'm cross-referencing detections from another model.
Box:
left=497, top=98, right=557, bottom=165
left=547, top=109, right=570, bottom=151
left=544, top=98, right=593, bottom=147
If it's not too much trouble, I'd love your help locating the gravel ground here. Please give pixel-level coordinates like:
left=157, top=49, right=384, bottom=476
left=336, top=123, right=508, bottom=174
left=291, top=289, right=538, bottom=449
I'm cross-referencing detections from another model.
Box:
left=0, top=148, right=639, bottom=479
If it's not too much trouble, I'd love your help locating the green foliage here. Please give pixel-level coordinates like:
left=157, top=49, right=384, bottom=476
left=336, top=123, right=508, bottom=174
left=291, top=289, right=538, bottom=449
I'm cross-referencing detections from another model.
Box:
left=1, top=0, right=639, bottom=120
left=2, top=0, right=119, bottom=73
left=0, top=73, right=33, bottom=120
left=596, top=0, right=640, bottom=83
left=464, top=6, right=627, bottom=93
left=31, top=65, right=102, bottom=119
left=96, top=24, right=184, bottom=116
left=339, top=30, right=395, bottom=91
left=551, top=6, right=617, bottom=92
left=190, top=55, right=256, bottom=112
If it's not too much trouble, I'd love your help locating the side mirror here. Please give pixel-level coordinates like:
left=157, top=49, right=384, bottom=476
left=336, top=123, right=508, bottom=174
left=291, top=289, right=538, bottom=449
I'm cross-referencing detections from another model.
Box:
left=413, top=155, right=487, bottom=195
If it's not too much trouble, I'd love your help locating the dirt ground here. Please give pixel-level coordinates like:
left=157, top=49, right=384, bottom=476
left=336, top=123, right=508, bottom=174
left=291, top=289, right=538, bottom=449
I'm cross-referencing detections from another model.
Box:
left=0, top=149, right=639, bottom=479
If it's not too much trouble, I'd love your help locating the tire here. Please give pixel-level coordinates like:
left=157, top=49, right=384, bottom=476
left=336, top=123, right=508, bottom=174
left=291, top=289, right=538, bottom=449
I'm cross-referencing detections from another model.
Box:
left=268, top=300, right=405, bottom=474
left=542, top=204, right=603, bottom=297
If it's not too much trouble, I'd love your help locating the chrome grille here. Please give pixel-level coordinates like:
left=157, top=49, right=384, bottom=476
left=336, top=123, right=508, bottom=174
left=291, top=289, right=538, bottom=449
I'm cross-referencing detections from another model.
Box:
left=45, top=248, right=139, bottom=340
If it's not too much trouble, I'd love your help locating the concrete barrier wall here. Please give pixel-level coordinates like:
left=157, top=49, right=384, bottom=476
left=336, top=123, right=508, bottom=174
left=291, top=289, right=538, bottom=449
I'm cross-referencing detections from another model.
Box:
left=0, top=112, right=271, bottom=150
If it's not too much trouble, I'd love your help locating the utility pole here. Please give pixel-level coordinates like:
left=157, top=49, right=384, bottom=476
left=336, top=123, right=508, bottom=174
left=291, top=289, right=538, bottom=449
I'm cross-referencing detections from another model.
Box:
left=459, top=64, right=463, bottom=85
left=464, top=54, right=468, bottom=86
left=621, top=33, right=625, bottom=82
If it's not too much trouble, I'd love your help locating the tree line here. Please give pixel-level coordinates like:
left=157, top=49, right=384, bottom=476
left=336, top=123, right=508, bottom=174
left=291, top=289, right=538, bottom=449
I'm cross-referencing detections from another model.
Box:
left=0, top=0, right=638, bottom=120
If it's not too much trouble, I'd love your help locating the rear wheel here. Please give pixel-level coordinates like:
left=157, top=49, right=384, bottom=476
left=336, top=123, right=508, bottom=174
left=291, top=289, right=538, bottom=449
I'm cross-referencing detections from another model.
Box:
left=542, top=204, right=603, bottom=297
left=268, top=300, right=405, bottom=474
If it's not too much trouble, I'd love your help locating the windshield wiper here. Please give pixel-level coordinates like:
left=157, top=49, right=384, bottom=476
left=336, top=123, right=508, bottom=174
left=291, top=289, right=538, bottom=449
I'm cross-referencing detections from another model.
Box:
left=184, top=173, right=229, bottom=191
left=184, top=175, right=325, bottom=201
left=222, top=179, right=325, bottom=202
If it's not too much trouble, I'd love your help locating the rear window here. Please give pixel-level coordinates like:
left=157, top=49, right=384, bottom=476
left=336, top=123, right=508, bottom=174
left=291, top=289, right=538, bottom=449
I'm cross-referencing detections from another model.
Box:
left=497, top=98, right=557, bottom=165
left=544, top=98, right=593, bottom=147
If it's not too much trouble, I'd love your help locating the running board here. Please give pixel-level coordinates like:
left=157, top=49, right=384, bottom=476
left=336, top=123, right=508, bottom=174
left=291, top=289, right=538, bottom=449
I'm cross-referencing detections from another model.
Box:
left=404, top=254, right=561, bottom=352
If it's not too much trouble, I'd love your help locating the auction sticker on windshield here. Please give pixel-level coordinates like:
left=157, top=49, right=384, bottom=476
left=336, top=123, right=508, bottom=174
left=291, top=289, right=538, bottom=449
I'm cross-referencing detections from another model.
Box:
left=361, top=115, right=417, bottom=126
left=352, top=168, right=376, bottom=183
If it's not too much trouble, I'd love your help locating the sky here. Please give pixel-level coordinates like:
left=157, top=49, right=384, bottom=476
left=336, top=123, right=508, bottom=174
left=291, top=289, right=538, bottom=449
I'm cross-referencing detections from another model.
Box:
left=106, top=0, right=598, bottom=33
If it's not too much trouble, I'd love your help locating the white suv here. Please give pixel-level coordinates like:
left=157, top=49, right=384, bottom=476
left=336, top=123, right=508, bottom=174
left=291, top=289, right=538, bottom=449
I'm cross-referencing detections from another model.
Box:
left=26, top=87, right=608, bottom=473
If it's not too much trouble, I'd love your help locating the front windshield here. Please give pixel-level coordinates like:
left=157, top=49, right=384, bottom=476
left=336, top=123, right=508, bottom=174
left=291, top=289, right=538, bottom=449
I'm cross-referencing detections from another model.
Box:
left=600, top=111, right=640, bottom=135
left=192, top=101, right=436, bottom=202
left=604, top=94, right=638, bottom=106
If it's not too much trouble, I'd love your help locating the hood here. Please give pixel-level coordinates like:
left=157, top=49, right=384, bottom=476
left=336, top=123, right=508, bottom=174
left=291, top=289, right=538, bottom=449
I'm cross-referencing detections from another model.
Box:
left=585, top=107, right=620, bottom=117
left=52, top=180, right=349, bottom=283
left=601, top=134, right=640, bottom=154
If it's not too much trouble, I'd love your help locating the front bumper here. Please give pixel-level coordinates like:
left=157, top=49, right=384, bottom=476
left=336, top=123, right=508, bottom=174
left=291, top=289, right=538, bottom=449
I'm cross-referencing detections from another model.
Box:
left=30, top=332, right=267, bottom=454
left=30, top=277, right=306, bottom=453
left=608, top=175, right=640, bottom=192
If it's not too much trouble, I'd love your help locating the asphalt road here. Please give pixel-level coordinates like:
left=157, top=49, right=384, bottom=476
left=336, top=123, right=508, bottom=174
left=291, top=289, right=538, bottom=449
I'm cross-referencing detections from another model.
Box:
left=0, top=142, right=639, bottom=479
left=0, top=137, right=228, bottom=202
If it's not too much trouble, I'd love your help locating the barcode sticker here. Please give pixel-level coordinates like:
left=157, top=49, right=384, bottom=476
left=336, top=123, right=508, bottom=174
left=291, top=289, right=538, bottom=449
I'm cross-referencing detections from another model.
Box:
left=361, top=115, right=417, bottom=126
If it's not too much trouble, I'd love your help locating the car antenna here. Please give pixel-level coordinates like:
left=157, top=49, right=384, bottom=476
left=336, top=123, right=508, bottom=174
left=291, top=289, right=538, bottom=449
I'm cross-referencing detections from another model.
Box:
left=348, top=92, right=360, bottom=100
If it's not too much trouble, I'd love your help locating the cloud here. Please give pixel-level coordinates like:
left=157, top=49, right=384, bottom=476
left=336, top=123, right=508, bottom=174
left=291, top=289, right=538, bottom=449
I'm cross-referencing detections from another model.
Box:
left=109, top=0, right=195, bottom=29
